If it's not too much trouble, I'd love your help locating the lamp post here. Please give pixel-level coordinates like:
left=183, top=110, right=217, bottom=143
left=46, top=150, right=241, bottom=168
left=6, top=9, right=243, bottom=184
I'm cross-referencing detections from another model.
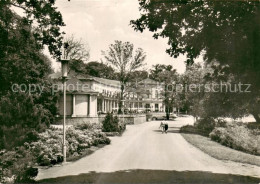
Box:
left=58, top=43, right=69, bottom=163
left=121, top=99, right=125, bottom=125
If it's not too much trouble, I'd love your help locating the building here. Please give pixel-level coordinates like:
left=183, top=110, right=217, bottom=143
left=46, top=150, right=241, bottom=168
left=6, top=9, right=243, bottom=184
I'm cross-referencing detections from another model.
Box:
left=124, top=78, right=165, bottom=112
left=49, top=71, right=165, bottom=120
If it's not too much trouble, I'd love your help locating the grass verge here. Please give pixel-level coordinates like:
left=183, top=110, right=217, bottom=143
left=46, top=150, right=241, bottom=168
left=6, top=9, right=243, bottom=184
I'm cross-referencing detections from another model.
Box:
left=181, top=133, right=260, bottom=167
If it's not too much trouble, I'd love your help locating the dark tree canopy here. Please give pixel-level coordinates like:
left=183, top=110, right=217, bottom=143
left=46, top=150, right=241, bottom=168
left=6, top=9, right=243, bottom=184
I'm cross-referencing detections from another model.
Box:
left=0, top=0, right=63, bottom=149
left=84, top=61, right=117, bottom=80
left=131, top=0, right=260, bottom=122
left=0, top=0, right=65, bottom=57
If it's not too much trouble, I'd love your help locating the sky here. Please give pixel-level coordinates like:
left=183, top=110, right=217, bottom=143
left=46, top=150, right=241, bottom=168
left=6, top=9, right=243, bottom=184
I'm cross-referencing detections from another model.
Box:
left=52, top=0, right=189, bottom=73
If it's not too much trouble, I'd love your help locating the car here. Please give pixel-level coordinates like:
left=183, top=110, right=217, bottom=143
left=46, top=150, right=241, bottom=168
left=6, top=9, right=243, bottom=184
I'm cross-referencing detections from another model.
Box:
left=151, top=112, right=177, bottom=120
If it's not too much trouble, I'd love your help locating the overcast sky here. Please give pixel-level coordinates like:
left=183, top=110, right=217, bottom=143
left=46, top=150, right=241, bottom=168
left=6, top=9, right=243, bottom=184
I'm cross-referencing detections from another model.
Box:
left=52, top=0, right=189, bottom=73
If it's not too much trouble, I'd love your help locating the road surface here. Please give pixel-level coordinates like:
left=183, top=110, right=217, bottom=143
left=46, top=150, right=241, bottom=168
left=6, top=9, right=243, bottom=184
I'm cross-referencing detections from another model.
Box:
left=37, top=116, right=260, bottom=181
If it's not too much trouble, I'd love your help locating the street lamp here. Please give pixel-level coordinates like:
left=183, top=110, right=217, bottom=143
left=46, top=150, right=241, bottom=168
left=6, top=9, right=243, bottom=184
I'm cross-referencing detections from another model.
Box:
left=121, top=99, right=125, bottom=125
left=58, top=42, right=69, bottom=163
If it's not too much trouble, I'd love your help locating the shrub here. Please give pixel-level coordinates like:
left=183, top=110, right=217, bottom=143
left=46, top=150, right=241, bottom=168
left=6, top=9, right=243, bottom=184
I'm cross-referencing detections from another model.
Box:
left=102, top=113, right=123, bottom=133
left=0, top=147, right=38, bottom=183
left=76, top=122, right=102, bottom=131
left=215, top=118, right=227, bottom=128
left=0, top=125, right=111, bottom=182
left=210, top=121, right=260, bottom=155
left=195, top=117, right=216, bottom=136
left=247, top=122, right=260, bottom=130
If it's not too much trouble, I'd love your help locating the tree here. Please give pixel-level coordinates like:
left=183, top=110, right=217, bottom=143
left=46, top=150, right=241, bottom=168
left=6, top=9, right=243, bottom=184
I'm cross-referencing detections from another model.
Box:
left=180, top=63, right=206, bottom=121
left=128, top=70, right=149, bottom=82
left=0, top=0, right=65, bottom=57
left=150, top=64, right=179, bottom=119
left=64, top=35, right=90, bottom=62
left=0, top=0, right=63, bottom=149
left=102, top=40, right=146, bottom=113
left=84, top=61, right=117, bottom=80
left=131, top=1, right=260, bottom=123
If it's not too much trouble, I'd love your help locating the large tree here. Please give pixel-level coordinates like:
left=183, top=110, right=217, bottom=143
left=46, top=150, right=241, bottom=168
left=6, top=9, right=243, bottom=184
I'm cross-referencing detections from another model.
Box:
left=150, top=64, right=179, bottom=119
left=0, top=0, right=65, bottom=149
left=0, top=0, right=65, bottom=58
left=180, top=63, right=206, bottom=121
left=102, top=40, right=146, bottom=113
left=131, top=0, right=260, bottom=123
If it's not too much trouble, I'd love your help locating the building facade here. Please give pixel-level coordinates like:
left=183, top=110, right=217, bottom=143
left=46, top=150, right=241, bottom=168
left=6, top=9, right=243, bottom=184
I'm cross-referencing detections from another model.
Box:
left=50, top=71, right=165, bottom=118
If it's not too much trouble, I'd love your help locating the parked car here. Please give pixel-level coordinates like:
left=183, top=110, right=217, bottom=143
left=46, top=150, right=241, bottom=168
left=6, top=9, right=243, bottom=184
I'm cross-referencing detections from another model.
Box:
left=151, top=112, right=177, bottom=120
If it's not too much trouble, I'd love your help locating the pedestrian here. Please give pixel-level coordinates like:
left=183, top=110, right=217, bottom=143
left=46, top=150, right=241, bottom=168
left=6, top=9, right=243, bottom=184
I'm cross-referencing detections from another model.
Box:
left=159, top=122, right=164, bottom=133
left=164, top=122, right=168, bottom=133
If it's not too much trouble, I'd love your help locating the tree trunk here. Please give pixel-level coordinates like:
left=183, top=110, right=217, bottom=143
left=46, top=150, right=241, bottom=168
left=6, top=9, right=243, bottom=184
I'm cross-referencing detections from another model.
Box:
left=251, top=111, right=260, bottom=124
left=118, top=84, right=124, bottom=114
left=165, top=106, right=170, bottom=120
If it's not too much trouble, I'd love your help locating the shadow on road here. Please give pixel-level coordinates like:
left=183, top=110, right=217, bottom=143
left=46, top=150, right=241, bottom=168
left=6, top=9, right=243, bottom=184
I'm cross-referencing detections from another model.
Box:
left=38, top=169, right=260, bottom=184
left=153, top=129, right=180, bottom=134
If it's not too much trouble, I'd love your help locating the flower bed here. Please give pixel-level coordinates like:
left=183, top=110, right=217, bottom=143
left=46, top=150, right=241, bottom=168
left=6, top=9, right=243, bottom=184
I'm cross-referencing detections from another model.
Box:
left=0, top=124, right=110, bottom=183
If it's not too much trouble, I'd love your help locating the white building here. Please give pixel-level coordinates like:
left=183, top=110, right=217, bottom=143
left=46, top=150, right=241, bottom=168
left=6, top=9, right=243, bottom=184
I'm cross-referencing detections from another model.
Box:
left=49, top=71, right=165, bottom=119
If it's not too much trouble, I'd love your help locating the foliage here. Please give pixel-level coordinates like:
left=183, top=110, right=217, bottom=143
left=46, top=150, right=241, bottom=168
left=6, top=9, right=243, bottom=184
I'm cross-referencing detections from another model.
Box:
left=102, top=40, right=146, bottom=113
left=0, top=81, right=58, bottom=150
left=180, top=63, right=206, bottom=118
left=0, top=147, right=38, bottom=183
left=102, top=113, right=125, bottom=133
left=195, top=117, right=216, bottom=136
left=68, top=60, right=117, bottom=80
left=0, top=125, right=111, bottom=183
left=75, top=122, right=102, bottom=131
left=150, top=64, right=180, bottom=119
left=210, top=121, right=260, bottom=155
left=131, top=0, right=260, bottom=123
left=0, top=1, right=60, bottom=151
left=0, top=0, right=64, bottom=58
left=181, top=118, right=227, bottom=136
left=128, top=70, right=148, bottom=82
left=64, top=35, right=90, bottom=62
left=84, top=61, right=117, bottom=80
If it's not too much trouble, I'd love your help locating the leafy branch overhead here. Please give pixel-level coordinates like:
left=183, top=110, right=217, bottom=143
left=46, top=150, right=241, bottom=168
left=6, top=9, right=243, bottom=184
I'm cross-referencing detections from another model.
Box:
left=1, top=0, right=65, bottom=57
left=131, top=0, right=260, bottom=123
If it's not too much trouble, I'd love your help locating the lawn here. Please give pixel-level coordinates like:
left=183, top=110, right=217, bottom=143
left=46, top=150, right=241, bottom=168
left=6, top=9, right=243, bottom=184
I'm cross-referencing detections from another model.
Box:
left=181, top=133, right=260, bottom=167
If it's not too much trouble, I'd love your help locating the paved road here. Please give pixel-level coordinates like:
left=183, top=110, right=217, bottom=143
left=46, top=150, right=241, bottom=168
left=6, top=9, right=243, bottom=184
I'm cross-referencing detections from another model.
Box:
left=37, top=116, right=260, bottom=181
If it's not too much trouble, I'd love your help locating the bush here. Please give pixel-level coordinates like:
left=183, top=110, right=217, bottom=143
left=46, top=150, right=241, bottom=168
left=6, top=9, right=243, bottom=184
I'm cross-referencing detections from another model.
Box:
left=210, top=121, right=260, bottom=155
left=102, top=113, right=125, bottom=133
left=0, top=147, right=38, bottom=183
left=0, top=125, right=111, bottom=183
left=247, top=122, right=260, bottom=130
left=195, top=117, right=216, bottom=136
left=76, top=122, right=102, bottom=131
left=0, top=90, right=57, bottom=150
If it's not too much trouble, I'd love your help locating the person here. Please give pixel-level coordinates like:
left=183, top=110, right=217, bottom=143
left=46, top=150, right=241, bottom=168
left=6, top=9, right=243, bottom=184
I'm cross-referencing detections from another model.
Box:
left=159, top=122, right=164, bottom=133
left=164, top=122, right=168, bottom=133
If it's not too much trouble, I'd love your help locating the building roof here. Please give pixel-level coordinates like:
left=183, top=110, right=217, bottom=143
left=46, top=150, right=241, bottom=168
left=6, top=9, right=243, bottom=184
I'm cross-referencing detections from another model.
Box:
left=89, top=76, right=121, bottom=87
left=49, top=71, right=121, bottom=88
left=138, top=78, right=158, bottom=85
